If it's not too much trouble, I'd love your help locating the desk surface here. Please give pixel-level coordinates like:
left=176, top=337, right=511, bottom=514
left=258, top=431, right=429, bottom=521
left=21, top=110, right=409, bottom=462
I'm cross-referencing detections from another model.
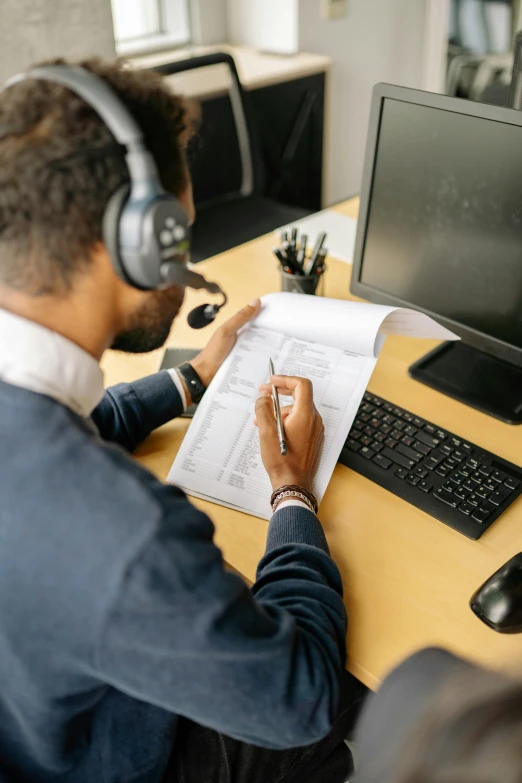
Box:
left=102, top=199, right=522, bottom=690
left=132, top=44, right=332, bottom=100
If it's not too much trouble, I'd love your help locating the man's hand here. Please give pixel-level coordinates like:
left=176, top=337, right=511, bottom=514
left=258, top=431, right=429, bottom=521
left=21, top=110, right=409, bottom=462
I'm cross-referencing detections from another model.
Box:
left=187, top=299, right=261, bottom=399
left=255, top=375, right=324, bottom=492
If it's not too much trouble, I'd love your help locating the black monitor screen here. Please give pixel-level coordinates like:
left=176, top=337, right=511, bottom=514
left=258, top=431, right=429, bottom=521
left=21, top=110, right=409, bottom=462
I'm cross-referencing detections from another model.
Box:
left=359, top=98, right=522, bottom=350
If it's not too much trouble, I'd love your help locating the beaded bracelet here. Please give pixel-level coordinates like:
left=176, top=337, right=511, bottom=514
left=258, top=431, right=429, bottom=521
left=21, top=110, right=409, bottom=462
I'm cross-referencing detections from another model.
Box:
left=270, top=484, right=319, bottom=515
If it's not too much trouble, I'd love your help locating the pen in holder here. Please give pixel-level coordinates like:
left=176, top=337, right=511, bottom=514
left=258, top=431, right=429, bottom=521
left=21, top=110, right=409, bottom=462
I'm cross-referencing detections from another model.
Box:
left=274, top=228, right=328, bottom=296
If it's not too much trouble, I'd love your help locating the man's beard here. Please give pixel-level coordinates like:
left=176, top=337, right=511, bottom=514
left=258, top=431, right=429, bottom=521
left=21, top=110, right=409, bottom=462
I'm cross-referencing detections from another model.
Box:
left=111, top=285, right=185, bottom=353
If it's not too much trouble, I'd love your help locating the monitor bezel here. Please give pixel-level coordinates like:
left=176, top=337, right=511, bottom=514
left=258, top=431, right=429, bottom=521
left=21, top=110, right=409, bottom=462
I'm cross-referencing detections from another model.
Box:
left=350, top=83, right=522, bottom=367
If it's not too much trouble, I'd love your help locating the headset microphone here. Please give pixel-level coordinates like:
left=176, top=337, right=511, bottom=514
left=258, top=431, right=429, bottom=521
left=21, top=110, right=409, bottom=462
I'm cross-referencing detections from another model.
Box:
left=159, top=262, right=228, bottom=329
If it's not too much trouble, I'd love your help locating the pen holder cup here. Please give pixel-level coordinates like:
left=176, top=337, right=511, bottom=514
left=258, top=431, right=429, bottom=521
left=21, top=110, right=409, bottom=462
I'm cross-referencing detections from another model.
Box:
left=279, top=267, right=326, bottom=295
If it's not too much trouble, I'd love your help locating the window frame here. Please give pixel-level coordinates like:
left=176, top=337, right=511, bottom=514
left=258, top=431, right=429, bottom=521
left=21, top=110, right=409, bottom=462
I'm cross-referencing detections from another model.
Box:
left=112, top=0, right=191, bottom=57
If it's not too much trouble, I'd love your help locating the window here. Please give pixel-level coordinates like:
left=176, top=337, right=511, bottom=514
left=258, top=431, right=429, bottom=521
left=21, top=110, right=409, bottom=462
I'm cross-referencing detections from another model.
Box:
left=110, top=0, right=191, bottom=56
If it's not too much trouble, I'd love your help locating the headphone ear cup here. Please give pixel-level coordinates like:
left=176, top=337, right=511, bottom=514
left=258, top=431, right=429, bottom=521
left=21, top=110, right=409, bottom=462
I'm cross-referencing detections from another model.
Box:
left=103, top=185, right=133, bottom=285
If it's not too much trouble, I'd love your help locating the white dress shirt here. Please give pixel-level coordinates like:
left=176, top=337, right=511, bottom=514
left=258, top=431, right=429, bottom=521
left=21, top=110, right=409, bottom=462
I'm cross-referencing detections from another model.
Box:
left=0, top=307, right=308, bottom=512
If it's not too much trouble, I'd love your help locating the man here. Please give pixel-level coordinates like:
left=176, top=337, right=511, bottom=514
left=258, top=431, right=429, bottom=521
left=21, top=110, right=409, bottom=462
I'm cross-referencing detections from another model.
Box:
left=0, top=59, right=365, bottom=782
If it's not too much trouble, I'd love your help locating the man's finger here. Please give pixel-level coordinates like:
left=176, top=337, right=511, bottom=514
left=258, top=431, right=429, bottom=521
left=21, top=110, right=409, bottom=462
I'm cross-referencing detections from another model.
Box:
left=254, top=405, right=292, bottom=427
left=254, top=394, right=279, bottom=447
left=269, top=376, right=314, bottom=411
left=221, top=298, right=261, bottom=336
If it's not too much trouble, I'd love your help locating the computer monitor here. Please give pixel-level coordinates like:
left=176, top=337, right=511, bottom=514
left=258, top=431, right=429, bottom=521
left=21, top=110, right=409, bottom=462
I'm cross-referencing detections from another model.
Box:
left=351, top=84, right=522, bottom=425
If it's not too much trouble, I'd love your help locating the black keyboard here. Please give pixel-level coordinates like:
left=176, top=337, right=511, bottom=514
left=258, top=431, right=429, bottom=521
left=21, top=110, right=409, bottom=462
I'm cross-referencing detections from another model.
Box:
left=339, top=392, right=522, bottom=540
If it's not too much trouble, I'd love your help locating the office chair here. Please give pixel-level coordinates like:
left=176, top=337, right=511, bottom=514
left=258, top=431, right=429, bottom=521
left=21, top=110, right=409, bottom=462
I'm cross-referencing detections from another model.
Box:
left=153, top=53, right=311, bottom=263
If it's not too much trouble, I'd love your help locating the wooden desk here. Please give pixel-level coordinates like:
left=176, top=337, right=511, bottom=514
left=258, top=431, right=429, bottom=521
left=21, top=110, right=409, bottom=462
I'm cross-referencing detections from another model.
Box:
left=102, top=198, right=522, bottom=690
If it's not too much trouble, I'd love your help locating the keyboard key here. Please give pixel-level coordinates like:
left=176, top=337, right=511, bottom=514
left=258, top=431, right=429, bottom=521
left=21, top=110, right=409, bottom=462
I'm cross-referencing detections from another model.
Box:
left=479, top=465, right=493, bottom=477
left=424, top=453, right=445, bottom=471
left=382, top=448, right=415, bottom=470
left=468, top=493, right=481, bottom=507
left=424, top=424, right=437, bottom=435
left=435, top=465, right=450, bottom=477
left=467, top=458, right=480, bottom=470
left=393, top=420, right=406, bottom=431
left=361, top=403, right=374, bottom=414
left=403, top=425, right=418, bottom=437
left=371, top=442, right=384, bottom=453
left=505, top=477, right=521, bottom=491
left=352, top=420, right=364, bottom=431
left=444, top=458, right=458, bottom=470
left=383, top=403, right=394, bottom=412
left=346, top=439, right=361, bottom=452
left=435, top=429, right=447, bottom=440
left=462, top=443, right=472, bottom=452
left=402, top=413, right=414, bottom=423
left=381, top=424, right=392, bottom=435
left=472, top=504, right=495, bottom=524
left=483, top=477, right=497, bottom=492
left=364, top=426, right=374, bottom=437
left=475, top=485, right=491, bottom=500
left=449, top=471, right=464, bottom=485
left=459, top=502, right=475, bottom=516
left=418, top=480, right=432, bottom=493
left=414, top=467, right=429, bottom=478
left=363, top=393, right=373, bottom=403
left=391, top=429, right=404, bottom=441
left=385, top=437, right=399, bottom=449
left=489, top=486, right=512, bottom=506
left=453, top=450, right=465, bottom=462
left=361, top=436, right=373, bottom=447
left=372, top=397, right=383, bottom=407
left=402, top=436, right=415, bottom=447
left=360, top=447, right=376, bottom=460
left=395, top=467, right=409, bottom=479
left=393, top=407, right=404, bottom=417
left=492, top=470, right=507, bottom=484
left=450, top=437, right=461, bottom=448
left=470, top=471, right=482, bottom=484
left=374, top=432, right=386, bottom=443
left=434, top=488, right=460, bottom=508
left=359, top=413, right=371, bottom=423
left=463, top=479, right=476, bottom=492
left=442, top=481, right=458, bottom=493
left=455, top=486, right=471, bottom=501
left=413, top=417, right=425, bottom=428
left=413, top=440, right=431, bottom=456
left=369, top=418, right=381, bottom=429
left=415, top=431, right=440, bottom=449
left=382, top=414, right=396, bottom=425
left=440, top=445, right=454, bottom=456
left=406, top=473, right=420, bottom=486
left=351, top=431, right=362, bottom=441
left=373, top=454, right=392, bottom=470
left=458, top=465, right=472, bottom=478
left=396, top=444, right=424, bottom=463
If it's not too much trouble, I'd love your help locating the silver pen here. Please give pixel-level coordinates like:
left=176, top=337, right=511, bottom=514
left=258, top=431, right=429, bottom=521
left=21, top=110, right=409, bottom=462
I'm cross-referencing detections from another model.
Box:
left=269, top=358, right=287, bottom=456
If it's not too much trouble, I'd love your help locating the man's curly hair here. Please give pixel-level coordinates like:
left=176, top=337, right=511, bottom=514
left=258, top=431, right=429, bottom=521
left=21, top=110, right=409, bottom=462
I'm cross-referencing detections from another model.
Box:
left=0, top=58, right=190, bottom=295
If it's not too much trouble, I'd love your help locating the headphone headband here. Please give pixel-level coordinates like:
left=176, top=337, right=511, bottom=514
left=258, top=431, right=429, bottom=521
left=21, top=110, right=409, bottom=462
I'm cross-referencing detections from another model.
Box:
left=2, top=64, right=227, bottom=321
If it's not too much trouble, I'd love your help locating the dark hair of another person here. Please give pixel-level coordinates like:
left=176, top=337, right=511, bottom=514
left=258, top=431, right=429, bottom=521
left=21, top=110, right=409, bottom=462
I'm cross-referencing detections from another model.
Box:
left=0, top=58, right=190, bottom=296
left=394, top=669, right=522, bottom=783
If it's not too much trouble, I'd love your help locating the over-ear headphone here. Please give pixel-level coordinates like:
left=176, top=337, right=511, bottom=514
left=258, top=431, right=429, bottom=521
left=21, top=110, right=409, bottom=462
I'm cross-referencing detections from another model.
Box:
left=4, top=65, right=227, bottom=328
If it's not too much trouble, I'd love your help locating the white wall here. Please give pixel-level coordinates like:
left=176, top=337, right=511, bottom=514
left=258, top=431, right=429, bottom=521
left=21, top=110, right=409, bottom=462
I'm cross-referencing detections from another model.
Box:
left=227, top=0, right=299, bottom=55
left=298, top=0, right=433, bottom=203
left=190, top=0, right=229, bottom=46
left=0, top=0, right=116, bottom=84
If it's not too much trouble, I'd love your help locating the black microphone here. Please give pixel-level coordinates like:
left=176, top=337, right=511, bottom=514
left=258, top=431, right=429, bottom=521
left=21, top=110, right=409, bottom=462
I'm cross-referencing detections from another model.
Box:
left=187, top=292, right=228, bottom=329
left=159, top=260, right=228, bottom=329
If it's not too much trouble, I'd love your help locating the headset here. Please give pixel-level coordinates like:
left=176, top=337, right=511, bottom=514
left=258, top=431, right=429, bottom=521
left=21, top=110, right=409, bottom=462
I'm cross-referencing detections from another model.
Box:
left=4, top=65, right=227, bottom=329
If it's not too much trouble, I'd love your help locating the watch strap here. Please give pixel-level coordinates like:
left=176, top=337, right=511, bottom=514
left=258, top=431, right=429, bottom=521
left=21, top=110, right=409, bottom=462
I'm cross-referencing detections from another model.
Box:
left=176, top=362, right=207, bottom=404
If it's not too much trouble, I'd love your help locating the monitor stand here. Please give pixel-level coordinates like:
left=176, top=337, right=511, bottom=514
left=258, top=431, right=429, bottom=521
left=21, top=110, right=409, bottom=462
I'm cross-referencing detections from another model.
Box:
left=409, top=342, right=522, bottom=425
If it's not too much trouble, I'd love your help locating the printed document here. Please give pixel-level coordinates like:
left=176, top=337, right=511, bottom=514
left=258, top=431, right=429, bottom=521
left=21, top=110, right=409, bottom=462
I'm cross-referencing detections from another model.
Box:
left=167, top=293, right=458, bottom=519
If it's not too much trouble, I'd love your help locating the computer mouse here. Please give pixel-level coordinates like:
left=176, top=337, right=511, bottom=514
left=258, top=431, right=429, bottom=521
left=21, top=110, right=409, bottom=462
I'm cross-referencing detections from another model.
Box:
left=470, top=552, right=522, bottom=634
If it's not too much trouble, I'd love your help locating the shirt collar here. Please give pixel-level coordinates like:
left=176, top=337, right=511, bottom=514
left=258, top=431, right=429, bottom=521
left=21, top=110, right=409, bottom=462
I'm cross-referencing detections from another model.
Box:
left=0, top=308, right=105, bottom=417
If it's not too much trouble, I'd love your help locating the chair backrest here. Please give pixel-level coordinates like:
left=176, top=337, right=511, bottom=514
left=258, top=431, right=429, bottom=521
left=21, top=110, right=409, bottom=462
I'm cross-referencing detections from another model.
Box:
left=152, top=53, right=264, bottom=209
